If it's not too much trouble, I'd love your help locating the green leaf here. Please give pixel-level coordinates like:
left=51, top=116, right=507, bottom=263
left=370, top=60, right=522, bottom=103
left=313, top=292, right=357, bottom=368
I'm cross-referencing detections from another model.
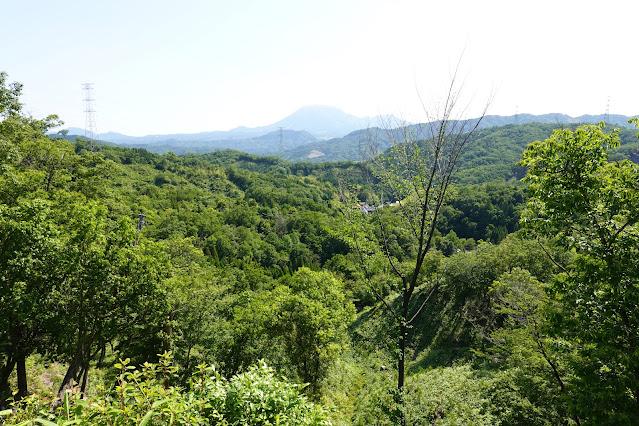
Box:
left=151, top=399, right=170, bottom=408
left=64, top=390, right=70, bottom=419
left=139, top=410, right=155, bottom=426
left=35, top=419, right=60, bottom=426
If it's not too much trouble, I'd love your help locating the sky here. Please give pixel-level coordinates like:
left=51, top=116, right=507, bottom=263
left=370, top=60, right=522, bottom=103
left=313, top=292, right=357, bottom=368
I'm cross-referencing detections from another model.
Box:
left=1, top=0, right=637, bottom=136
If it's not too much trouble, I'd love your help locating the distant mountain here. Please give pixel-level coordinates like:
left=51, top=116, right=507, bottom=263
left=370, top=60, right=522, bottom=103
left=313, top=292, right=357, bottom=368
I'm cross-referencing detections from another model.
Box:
left=267, top=105, right=379, bottom=139
left=278, top=122, right=639, bottom=189
left=104, top=129, right=317, bottom=156
left=479, top=113, right=633, bottom=129
left=58, top=110, right=636, bottom=159
left=61, top=106, right=384, bottom=145
left=280, top=113, right=638, bottom=162
left=57, top=128, right=138, bottom=143
left=279, top=128, right=389, bottom=162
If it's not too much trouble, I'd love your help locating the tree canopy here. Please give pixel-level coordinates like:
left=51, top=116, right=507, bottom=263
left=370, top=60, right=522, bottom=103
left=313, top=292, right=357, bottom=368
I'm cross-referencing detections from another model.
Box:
left=520, top=123, right=639, bottom=423
left=3, top=71, right=639, bottom=425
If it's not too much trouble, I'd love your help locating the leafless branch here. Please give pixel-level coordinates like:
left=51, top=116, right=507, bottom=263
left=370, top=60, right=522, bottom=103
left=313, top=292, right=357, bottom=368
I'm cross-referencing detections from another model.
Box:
left=537, top=239, right=571, bottom=277
left=407, top=266, right=447, bottom=325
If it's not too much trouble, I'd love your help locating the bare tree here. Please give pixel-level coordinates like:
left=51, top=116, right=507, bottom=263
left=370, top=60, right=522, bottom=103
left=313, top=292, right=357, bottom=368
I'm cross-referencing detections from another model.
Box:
left=341, top=63, right=490, bottom=422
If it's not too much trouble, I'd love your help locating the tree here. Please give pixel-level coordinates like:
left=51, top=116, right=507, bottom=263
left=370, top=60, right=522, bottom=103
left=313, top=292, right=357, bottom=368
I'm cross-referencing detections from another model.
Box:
left=0, top=72, right=71, bottom=404
left=519, top=122, right=639, bottom=422
left=341, top=68, right=489, bottom=421
left=0, top=199, right=62, bottom=404
left=161, top=237, right=234, bottom=376
left=486, top=268, right=579, bottom=424
left=280, top=268, right=355, bottom=395
left=0, top=73, right=66, bottom=204
left=0, top=72, right=22, bottom=119
left=50, top=195, right=170, bottom=400
left=222, top=268, right=354, bottom=396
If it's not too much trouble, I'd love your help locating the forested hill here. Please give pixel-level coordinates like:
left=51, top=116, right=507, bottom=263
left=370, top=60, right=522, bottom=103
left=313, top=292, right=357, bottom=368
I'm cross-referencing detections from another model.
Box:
left=59, top=112, right=637, bottom=160
left=61, top=121, right=639, bottom=172
left=281, top=120, right=639, bottom=164
left=457, top=123, right=639, bottom=183
left=272, top=122, right=639, bottom=183
left=4, top=73, right=639, bottom=424
left=3, top=103, right=535, bottom=422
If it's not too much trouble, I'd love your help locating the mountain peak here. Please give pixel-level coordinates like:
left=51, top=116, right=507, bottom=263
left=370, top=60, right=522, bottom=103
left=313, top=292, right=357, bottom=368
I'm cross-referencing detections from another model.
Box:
left=273, top=105, right=368, bottom=139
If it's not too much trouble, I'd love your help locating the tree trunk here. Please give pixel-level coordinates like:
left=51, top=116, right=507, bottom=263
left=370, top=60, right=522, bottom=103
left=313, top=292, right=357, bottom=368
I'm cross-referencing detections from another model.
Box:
left=56, top=352, right=82, bottom=403
left=15, top=356, right=27, bottom=400
left=80, top=359, right=90, bottom=398
left=398, top=323, right=406, bottom=391
left=162, top=310, right=175, bottom=354
left=0, top=358, right=17, bottom=409
left=97, top=344, right=106, bottom=368
left=398, top=321, right=407, bottom=426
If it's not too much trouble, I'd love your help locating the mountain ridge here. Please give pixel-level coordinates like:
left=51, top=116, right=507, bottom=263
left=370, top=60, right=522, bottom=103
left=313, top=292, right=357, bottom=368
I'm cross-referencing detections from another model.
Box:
left=57, top=109, right=637, bottom=160
left=62, top=105, right=387, bottom=144
left=279, top=113, right=637, bottom=162
left=62, top=110, right=636, bottom=144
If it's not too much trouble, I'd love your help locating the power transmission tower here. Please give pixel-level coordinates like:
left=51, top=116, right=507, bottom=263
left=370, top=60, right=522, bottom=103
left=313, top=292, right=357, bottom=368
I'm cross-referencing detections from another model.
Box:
left=82, top=83, right=99, bottom=142
left=604, top=96, right=610, bottom=123
left=133, top=213, right=146, bottom=246
left=135, top=213, right=147, bottom=231
left=278, top=126, right=284, bottom=155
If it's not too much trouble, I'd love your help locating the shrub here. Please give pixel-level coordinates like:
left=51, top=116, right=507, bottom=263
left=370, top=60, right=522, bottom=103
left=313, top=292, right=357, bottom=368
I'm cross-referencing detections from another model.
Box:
left=1, top=353, right=330, bottom=425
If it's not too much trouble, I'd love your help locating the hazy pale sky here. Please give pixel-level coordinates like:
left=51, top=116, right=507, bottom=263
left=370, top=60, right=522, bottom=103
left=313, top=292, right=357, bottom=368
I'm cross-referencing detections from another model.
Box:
left=1, top=0, right=637, bottom=136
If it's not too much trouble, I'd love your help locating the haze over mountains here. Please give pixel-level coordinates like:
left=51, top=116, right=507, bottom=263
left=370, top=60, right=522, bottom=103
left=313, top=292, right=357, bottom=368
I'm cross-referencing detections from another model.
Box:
left=66, top=106, right=380, bottom=143
left=60, top=105, right=636, bottom=162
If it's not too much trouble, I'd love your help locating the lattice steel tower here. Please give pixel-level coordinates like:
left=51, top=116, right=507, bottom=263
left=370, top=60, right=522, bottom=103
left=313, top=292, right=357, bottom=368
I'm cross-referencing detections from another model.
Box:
left=82, top=83, right=99, bottom=141
left=278, top=126, right=284, bottom=155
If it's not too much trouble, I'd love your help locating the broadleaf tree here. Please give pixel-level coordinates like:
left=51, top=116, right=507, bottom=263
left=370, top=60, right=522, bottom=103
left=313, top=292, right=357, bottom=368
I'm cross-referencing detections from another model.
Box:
left=48, top=193, right=170, bottom=401
left=519, top=122, right=639, bottom=423
left=0, top=199, right=62, bottom=403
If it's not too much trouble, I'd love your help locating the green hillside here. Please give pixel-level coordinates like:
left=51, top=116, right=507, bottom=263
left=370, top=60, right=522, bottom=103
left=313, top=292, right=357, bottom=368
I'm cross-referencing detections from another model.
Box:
left=3, top=74, right=639, bottom=425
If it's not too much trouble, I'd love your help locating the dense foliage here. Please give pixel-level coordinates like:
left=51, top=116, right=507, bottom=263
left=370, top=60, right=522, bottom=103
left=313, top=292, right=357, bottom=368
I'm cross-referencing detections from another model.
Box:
left=2, top=353, right=329, bottom=425
left=520, top=123, right=639, bottom=423
left=2, top=72, right=639, bottom=424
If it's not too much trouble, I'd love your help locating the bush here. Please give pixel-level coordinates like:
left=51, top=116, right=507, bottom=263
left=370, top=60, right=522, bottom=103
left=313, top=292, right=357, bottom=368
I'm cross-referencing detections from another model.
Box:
left=1, top=353, right=331, bottom=425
